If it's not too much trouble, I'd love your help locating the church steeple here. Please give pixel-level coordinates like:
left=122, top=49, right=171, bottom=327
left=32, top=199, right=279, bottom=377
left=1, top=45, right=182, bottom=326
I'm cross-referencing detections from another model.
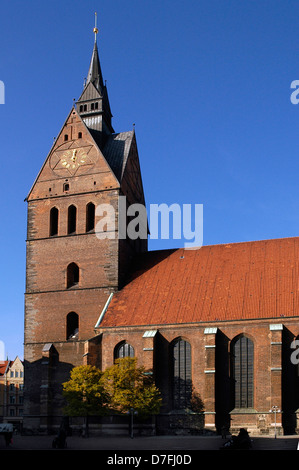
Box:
left=76, top=13, right=114, bottom=146
left=86, top=13, right=105, bottom=93
left=86, top=40, right=105, bottom=93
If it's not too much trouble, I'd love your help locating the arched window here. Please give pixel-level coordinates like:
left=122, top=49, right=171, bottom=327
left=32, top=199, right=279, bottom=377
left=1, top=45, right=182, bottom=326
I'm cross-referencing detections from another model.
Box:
left=114, top=342, right=134, bottom=360
left=232, top=335, right=254, bottom=409
left=66, top=312, right=79, bottom=340
left=49, top=207, right=59, bottom=236
left=86, top=202, right=95, bottom=232
left=68, top=205, right=77, bottom=234
left=172, top=338, right=192, bottom=409
left=66, top=263, right=79, bottom=288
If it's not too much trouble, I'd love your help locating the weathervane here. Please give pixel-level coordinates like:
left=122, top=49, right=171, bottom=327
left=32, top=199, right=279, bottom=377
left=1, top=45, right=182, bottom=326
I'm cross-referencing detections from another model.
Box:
left=93, top=12, right=99, bottom=42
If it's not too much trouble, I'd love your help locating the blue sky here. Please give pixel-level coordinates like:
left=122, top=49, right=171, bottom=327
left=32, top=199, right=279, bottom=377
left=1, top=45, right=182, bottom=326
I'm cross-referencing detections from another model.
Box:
left=1, top=0, right=299, bottom=360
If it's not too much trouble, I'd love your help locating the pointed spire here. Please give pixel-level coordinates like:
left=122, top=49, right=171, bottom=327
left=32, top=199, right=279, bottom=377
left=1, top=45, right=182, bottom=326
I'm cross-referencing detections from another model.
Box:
left=76, top=13, right=114, bottom=139
left=86, top=12, right=104, bottom=92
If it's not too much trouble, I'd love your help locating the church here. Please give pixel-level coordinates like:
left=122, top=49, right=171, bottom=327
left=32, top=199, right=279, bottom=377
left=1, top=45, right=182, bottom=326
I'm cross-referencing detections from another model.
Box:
left=23, top=22, right=299, bottom=436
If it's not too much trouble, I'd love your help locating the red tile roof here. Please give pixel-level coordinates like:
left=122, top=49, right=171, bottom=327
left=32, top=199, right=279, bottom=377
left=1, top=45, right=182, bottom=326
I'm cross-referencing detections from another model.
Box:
left=0, top=361, right=10, bottom=376
left=99, top=237, right=299, bottom=327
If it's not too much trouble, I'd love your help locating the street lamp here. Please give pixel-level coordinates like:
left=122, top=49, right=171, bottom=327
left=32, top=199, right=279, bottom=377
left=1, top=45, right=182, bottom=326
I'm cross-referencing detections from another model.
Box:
left=269, top=405, right=281, bottom=438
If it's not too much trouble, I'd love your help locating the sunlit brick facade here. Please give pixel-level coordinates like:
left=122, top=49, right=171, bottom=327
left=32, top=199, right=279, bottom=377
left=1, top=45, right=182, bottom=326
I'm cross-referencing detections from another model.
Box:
left=24, top=26, right=299, bottom=436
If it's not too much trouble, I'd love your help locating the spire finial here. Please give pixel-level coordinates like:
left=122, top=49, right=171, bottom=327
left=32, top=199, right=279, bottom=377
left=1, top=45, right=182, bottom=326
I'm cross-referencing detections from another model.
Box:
left=93, top=12, right=98, bottom=42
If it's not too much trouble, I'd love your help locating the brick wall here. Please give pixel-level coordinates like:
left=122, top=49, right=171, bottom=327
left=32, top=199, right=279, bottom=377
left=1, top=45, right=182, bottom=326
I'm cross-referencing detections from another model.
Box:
left=97, top=319, right=299, bottom=434
left=24, top=106, right=147, bottom=431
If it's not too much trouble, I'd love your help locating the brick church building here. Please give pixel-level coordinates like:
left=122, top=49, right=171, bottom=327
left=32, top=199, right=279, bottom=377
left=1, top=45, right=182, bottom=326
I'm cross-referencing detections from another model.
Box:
left=24, top=24, right=299, bottom=436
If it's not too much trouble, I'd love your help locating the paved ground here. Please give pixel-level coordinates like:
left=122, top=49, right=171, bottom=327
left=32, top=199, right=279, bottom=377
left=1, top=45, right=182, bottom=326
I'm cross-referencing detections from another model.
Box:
left=0, top=434, right=298, bottom=451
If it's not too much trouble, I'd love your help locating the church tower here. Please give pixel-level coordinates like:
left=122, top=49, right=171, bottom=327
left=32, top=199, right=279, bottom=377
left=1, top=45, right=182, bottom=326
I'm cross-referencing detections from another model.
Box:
left=23, top=19, right=147, bottom=432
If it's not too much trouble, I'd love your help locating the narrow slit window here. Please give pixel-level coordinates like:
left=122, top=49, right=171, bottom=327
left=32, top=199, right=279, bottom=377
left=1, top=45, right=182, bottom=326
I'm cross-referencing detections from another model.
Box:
left=86, top=202, right=95, bottom=232
left=67, top=205, right=77, bottom=234
left=49, top=207, right=59, bottom=236
left=66, top=312, right=79, bottom=340
left=66, top=263, right=79, bottom=288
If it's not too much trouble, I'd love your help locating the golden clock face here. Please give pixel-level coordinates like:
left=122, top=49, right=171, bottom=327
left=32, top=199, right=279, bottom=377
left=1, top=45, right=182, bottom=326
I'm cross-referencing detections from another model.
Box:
left=50, top=140, right=96, bottom=176
left=60, top=148, right=87, bottom=172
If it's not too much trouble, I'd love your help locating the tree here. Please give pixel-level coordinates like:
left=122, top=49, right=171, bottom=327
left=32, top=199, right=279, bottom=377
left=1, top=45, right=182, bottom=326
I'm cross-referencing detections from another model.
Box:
left=62, top=359, right=162, bottom=437
left=62, top=365, right=110, bottom=436
left=103, top=357, right=162, bottom=419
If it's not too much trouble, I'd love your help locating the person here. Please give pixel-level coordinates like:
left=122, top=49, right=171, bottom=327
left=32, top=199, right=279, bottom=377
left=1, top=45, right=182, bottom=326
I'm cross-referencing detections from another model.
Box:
left=52, top=426, right=67, bottom=449
left=235, top=428, right=251, bottom=449
left=220, top=428, right=251, bottom=450
left=221, top=424, right=228, bottom=439
left=4, top=432, right=12, bottom=447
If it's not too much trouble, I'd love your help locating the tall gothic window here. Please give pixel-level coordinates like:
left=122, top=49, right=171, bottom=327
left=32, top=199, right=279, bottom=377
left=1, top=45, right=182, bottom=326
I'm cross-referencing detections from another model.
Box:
left=68, top=205, right=77, bottom=234
left=86, top=202, right=95, bottom=232
left=49, top=207, right=59, bottom=236
left=66, top=312, right=79, bottom=340
left=172, top=338, right=192, bottom=409
left=232, top=335, right=254, bottom=408
left=114, top=342, right=134, bottom=360
left=66, top=263, right=79, bottom=288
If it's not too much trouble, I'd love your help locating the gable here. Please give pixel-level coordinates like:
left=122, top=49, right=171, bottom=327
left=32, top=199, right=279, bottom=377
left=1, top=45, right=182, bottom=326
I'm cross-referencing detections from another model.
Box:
left=26, top=107, right=120, bottom=201
left=77, top=81, right=102, bottom=102
left=10, top=357, right=23, bottom=371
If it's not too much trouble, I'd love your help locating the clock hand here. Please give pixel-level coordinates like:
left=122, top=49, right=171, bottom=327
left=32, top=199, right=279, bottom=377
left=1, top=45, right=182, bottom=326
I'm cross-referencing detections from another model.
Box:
left=71, top=149, right=77, bottom=162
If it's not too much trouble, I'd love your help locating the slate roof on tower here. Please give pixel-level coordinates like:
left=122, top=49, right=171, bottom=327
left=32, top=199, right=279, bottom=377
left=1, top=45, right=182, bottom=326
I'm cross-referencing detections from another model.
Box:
left=77, top=24, right=114, bottom=136
left=101, top=131, right=135, bottom=181
left=85, top=40, right=105, bottom=93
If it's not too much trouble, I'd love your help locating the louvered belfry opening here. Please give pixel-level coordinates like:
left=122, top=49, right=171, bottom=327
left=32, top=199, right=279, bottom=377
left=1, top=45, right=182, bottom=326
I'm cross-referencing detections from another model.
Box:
left=232, top=335, right=254, bottom=408
left=172, top=338, right=192, bottom=410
